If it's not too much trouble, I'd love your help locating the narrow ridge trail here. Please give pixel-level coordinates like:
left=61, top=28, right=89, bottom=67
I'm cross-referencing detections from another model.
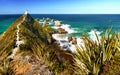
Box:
left=8, top=11, right=28, bottom=59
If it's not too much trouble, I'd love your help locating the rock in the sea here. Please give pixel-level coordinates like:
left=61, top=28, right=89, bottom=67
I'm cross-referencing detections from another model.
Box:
left=51, top=19, right=54, bottom=22
left=62, top=45, right=68, bottom=49
left=68, top=36, right=73, bottom=42
left=55, top=20, right=61, bottom=27
left=35, top=18, right=39, bottom=21
left=43, top=20, right=48, bottom=26
left=56, top=28, right=68, bottom=34
left=72, top=38, right=77, bottom=45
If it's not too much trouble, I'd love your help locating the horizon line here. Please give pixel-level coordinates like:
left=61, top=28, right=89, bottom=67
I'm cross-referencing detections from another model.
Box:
left=0, top=13, right=120, bottom=15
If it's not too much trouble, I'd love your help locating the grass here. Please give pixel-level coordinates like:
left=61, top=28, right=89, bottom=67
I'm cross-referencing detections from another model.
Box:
left=0, top=13, right=120, bottom=75
left=100, top=38, right=120, bottom=75
left=73, top=29, right=120, bottom=75
left=0, top=13, right=73, bottom=75
left=31, top=41, right=74, bottom=75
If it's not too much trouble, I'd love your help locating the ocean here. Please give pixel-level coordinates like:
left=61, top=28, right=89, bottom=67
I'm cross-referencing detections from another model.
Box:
left=1, top=14, right=120, bottom=37
left=1, top=14, right=120, bottom=52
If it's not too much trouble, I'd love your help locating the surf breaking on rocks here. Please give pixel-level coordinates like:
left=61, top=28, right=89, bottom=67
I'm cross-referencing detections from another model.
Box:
left=39, top=18, right=102, bottom=53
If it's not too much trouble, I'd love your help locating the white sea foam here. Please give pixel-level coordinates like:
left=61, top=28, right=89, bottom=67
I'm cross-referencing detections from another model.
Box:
left=39, top=21, right=44, bottom=24
left=69, top=38, right=85, bottom=52
left=52, top=34, right=85, bottom=53
left=52, top=24, right=76, bottom=34
left=48, top=22, right=54, bottom=25
left=61, top=24, right=75, bottom=33
left=51, top=21, right=85, bottom=52
left=76, top=38, right=85, bottom=47
left=88, top=29, right=102, bottom=41
left=47, top=19, right=102, bottom=52
left=52, top=34, right=68, bottom=41
left=39, top=21, right=54, bottom=25
left=51, top=22, right=103, bottom=53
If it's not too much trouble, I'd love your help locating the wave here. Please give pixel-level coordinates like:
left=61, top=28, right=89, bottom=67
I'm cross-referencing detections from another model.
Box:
left=52, top=34, right=85, bottom=53
left=52, top=34, right=68, bottom=41
left=88, top=29, right=102, bottom=41
left=51, top=21, right=85, bottom=52
left=40, top=18, right=103, bottom=52
left=39, top=21, right=43, bottom=24
left=52, top=29, right=103, bottom=53
left=52, top=24, right=76, bottom=34
left=39, top=21, right=54, bottom=25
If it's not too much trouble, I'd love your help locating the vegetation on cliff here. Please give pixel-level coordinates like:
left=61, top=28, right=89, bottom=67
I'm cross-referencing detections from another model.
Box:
left=0, top=12, right=73, bottom=75
left=73, top=29, right=120, bottom=75
left=0, top=12, right=120, bottom=75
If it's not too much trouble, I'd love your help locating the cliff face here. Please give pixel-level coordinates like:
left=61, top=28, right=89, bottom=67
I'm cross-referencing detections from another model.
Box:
left=0, top=12, right=73, bottom=75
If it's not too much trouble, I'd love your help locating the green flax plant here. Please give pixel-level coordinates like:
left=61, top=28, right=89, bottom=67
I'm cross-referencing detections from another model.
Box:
left=74, top=29, right=120, bottom=75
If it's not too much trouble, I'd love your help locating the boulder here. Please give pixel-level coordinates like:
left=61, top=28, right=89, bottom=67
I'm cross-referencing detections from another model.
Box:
left=51, top=19, right=54, bottom=22
left=72, top=38, right=77, bottom=45
left=56, top=28, right=68, bottom=34
left=68, top=36, right=73, bottom=42
left=55, top=20, right=61, bottom=27
left=43, top=20, right=48, bottom=26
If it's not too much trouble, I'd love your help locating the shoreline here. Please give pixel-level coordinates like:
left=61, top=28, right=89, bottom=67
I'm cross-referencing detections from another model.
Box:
left=40, top=18, right=101, bottom=52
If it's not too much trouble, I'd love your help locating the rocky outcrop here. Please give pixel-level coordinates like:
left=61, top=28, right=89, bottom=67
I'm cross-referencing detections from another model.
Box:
left=55, top=20, right=61, bottom=27
left=68, top=36, right=73, bottom=42
left=35, top=18, right=39, bottom=21
left=56, top=28, right=68, bottom=34
left=43, top=20, right=48, bottom=26
left=72, top=38, right=77, bottom=45
left=68, top=36, right=77, bottom=45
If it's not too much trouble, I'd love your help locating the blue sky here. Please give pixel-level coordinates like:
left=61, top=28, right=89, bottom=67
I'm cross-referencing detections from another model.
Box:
left=0, top=0, right=120, bottom=14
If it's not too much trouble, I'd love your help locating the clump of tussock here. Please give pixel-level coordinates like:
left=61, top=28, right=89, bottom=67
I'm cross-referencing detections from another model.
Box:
left=73, top=29, right=120, bottom=75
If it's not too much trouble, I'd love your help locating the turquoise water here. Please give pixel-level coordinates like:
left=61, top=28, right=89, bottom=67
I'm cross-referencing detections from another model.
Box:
left=1, top=14, right=120, bottom=37
left=0, top=15, right=21, bottom=34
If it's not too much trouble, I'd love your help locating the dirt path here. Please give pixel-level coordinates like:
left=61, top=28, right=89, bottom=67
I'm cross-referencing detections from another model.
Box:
left=9, top=12, right=26, bottom=58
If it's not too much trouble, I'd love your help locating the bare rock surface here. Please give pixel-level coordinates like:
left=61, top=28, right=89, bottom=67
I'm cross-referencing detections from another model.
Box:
left=56, top=28, right=68, bottom=34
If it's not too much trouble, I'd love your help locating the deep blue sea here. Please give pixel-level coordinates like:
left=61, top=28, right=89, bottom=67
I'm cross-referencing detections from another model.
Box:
left=1, top=14, right=120, bottom=37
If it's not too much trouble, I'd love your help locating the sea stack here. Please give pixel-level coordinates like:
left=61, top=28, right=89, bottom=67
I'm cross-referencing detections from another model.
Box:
left=43, top=20, right=48, bottom=26
left=55, top=20, right=61, bottom=27
left=46, top=17, right=50, bottom=21
left=51, top=19, right=54, bottom=22
left=56, top=28, right=68, bottom=34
